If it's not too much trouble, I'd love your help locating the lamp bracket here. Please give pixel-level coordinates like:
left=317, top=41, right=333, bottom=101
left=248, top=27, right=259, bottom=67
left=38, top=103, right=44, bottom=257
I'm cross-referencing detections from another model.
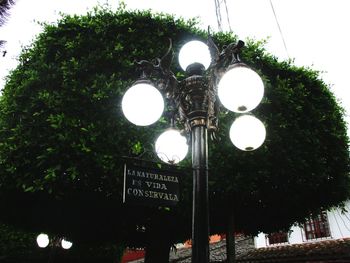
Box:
left=133, top=37, right=244, bottom=140
left=135, top=38, right=178, bottom=95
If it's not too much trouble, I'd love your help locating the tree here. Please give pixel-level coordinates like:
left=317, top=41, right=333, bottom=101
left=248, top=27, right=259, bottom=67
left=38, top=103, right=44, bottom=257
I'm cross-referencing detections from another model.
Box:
left=0, top=0, right=15, bottom=47
left=0, top=6, right=349, bottom=261
left=0, top=0, right=14, bottom=24
left=0, top=8, right=199, bottom=260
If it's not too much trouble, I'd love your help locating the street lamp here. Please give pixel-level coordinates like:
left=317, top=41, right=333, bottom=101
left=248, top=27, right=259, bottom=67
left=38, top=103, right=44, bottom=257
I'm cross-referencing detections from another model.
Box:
left=178, top=40, right=212, bottom=71
left=230, top=114, right=266, bottom=151
left=36, top=233, right=50, bottom=248
left=218, top=63, right=264, bottom=113
left=122, top=80, right=164, bottom=126
left=61, top=238, right=73, bottom=250
left=155, top=128, right=188, bottom=164
left=122, top=37, right=265, bottom=263
left=36, top=233, right=73, bottom=250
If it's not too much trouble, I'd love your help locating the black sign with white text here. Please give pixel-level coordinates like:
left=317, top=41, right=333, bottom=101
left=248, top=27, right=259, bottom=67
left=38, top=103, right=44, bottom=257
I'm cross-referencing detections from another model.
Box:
left=123, top=164, right=181, bottom=207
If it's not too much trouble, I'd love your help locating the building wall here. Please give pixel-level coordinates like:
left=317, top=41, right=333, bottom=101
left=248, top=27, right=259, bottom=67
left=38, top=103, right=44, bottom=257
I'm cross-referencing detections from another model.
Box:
left=327, top=205, right=350, bottom=239
left=255, top=201, right=350, bottom=248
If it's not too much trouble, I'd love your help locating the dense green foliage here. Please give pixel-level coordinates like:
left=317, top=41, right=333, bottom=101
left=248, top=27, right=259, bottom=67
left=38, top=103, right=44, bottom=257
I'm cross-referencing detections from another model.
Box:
left=0, top=223, right=37, bottom=261
left=0, top=7, right=201, bottom=248
left=0, top=223, right=124, bottom=262
left=0, top=5, right=349, bottom=252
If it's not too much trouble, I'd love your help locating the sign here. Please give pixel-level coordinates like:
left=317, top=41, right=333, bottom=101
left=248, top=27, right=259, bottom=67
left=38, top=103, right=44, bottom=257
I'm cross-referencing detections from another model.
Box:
left=123, top=164, right=181, bottom=207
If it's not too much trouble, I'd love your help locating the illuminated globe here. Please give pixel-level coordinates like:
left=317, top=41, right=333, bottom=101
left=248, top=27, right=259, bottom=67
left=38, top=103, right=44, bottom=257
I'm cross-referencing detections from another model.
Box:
left=230, top=115, right=266, bottom=151
left=155, top=128, right=188, bottom=164
left=61, top=239, right=73, bottom=249
left=36, top=233, right=49, bottom=248
left=218, top=64, right=264, bottom=113
left=122, top=82, right=164, bottom=126
left=178, top=40, right=211, bottom=71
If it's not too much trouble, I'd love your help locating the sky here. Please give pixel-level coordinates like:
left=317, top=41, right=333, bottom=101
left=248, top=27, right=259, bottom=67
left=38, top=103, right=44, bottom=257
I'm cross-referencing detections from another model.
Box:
left=0, top=0, right=349, bottom=134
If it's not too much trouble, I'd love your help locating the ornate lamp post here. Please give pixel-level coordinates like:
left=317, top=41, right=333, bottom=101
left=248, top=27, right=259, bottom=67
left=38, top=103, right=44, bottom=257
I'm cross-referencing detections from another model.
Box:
left=122, top=36, right=266, bottom=263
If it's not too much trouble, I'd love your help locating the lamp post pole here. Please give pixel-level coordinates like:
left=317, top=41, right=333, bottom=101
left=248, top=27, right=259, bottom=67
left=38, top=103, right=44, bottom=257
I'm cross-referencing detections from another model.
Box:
left=184, top=66, right=211, bottom=262
left=191, top=123, right=209, bottom=262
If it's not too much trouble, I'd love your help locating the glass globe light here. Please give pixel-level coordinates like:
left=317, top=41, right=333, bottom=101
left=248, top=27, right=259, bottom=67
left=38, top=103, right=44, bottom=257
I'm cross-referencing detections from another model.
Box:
left=218, top=64, right=264, bottom=113
left=36, top=233, right=49, bottom=248
left=178, top=40, right=211, bottom=71
left=61, top=239, right=73, bottom=249
left=122, top=82, right=164, bottom=126
left=230, top=115, right=266, bottom=151
left=155, top=128, right=188, bottom=164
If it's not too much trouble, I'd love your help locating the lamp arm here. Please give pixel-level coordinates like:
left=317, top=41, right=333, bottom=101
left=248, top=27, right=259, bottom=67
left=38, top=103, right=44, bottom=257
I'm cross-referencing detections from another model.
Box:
left=135, top=39, right=178, bottom=92
left=209, top=39, right=245, bottom=79
left=206, top=38, right=245, bottom=140
left=135, top=40, right=183, bottom=128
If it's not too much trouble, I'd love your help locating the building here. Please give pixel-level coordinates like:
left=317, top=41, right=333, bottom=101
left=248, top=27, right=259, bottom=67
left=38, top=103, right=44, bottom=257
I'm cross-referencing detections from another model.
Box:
left=255, top=201, right=350, bottom=248
left=122, top=202, right=350, bottom=262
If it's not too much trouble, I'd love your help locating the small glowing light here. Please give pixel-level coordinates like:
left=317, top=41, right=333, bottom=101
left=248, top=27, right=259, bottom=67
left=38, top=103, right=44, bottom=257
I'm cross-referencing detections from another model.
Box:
left=61, top=239, right=73, bottom=249
left=155, top=128, right=188, bottom=164
left=178, top=40, right=211, bottom=71
left=218, top=64, right=264, bottom=113
left=122, top=82, right=164, bottom=126
left=230, top=115, right=266, bottom=151
left=36, top=233, right=49, bottom=248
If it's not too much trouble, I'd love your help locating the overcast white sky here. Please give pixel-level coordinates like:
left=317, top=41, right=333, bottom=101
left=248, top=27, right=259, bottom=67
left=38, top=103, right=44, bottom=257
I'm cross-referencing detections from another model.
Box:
left=0, top=0, right=349, bottom=134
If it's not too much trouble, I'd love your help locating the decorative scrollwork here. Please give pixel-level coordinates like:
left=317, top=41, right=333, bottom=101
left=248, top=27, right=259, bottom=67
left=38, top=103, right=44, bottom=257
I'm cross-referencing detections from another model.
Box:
left=134, top=36, right=245, bottom=141
left=136, top=39, right=178, bottom=94
left=207, top=34, right=245, bottom=140
left=207, top=34, right=245, bottom=84
left=135, top=39, right=181, bottom=126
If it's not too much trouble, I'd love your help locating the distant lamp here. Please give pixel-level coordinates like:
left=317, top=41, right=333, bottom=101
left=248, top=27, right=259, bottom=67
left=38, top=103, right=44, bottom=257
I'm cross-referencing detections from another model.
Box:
left=36, top=233, right=49, bottom=248
left=155, top=128, right=188, bottom=164
left=122, top=81, right=164, bottom=126
left=218, top=64, right=264, bottom=113
left=61, top=239, right=73, bottom=249
left=178, top=40, right=211, bottom=71
left=230, top=115, right=266, bottom=151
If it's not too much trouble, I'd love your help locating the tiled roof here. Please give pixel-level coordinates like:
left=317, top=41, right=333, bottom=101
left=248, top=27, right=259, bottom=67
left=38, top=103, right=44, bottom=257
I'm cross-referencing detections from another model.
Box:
left=128, top=235, right=255, bottom=262
left=128, top=238, right=350, bottom=262
left=128, top=240, right=227, bottom=263
left=237, top=238, right=350, bottom=262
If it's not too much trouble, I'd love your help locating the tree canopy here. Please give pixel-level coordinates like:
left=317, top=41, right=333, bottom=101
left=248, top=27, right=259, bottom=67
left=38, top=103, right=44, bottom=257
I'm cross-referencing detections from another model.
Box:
left=0, top=0, right=14, bottom=24
left=0, top=0, right=15, bottom=47
left=0, top=6, right=349, bottom=247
